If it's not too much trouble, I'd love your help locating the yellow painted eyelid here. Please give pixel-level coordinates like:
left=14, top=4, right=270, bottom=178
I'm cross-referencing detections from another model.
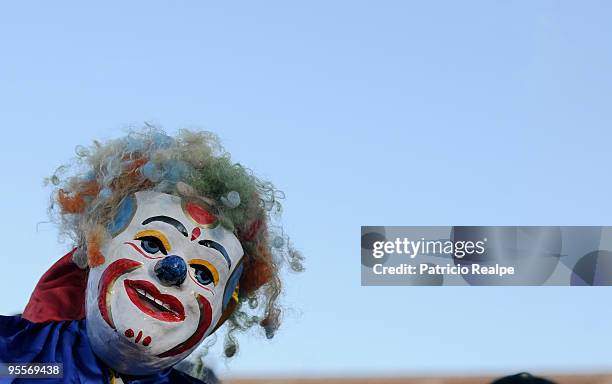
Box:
left=134, top=230, right=172, bottom=253
left=189, top=259, right=220, bottom=286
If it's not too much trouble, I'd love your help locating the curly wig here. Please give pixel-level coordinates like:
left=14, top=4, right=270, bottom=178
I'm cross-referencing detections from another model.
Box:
left=47, top=125, right=303, bottom=358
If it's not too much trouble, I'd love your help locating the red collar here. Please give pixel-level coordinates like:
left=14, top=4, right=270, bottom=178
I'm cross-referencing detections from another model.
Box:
left=23, top=249, right=88, bottom=323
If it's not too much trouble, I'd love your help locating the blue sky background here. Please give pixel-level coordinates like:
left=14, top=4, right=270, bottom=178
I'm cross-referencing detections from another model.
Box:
left=1, top=0, right=612, bottom=379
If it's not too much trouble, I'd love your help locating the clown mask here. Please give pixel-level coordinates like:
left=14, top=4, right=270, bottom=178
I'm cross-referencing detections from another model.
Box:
left=85, top=191, right=244, bottom=375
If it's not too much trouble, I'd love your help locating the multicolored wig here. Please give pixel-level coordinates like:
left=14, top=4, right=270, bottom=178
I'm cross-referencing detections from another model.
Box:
left=47, top=125, right=303, bottom=357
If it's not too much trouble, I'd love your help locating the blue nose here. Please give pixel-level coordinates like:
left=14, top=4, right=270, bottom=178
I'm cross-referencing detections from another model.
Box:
left=154, top=255, right=187, bottom=287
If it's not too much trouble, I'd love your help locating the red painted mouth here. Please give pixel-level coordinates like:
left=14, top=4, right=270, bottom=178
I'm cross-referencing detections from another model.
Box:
left=124, top=279, right=186, bottom=322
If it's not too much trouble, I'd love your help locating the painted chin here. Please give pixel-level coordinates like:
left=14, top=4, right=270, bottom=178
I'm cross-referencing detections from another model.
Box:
left=124, top=279, right=186, bottom=322
left=118, top=293, right=212, bottom=358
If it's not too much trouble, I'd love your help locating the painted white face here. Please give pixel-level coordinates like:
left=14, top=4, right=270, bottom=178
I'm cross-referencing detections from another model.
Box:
left=85, top=191, right=244, bottom=375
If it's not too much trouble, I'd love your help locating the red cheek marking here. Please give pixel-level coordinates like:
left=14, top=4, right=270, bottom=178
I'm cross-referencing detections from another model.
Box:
left=98, top=259, right=143, bottom=329
left=157, top=294, right=212, bottom=358
left=191, top=227, right=201, bottom=241
left=125, top=329, right=134, bottom=338
left=135, top=330, right=143, bottom=343
left=186, top=201, right=217, bottom=226
left=143, top=336, right=152, bottom=346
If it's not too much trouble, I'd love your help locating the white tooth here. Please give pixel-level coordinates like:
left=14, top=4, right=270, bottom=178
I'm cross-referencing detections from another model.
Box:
left=163, top=303, right=171, bottom=310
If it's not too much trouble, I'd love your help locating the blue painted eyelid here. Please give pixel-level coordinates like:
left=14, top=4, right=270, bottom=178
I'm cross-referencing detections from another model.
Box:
left=108, top=194, right=136, bottom=236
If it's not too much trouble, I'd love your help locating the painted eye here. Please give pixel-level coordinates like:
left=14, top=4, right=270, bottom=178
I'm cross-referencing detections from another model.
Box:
left=190, top=264, right=214, bottom=286
left=138, top=236, right=167, bottom=255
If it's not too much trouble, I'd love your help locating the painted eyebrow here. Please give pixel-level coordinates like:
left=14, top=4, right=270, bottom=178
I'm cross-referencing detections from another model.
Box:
left=141, top=216, right=188, bottom=237
left=198, top=239, right=231, bottom=269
